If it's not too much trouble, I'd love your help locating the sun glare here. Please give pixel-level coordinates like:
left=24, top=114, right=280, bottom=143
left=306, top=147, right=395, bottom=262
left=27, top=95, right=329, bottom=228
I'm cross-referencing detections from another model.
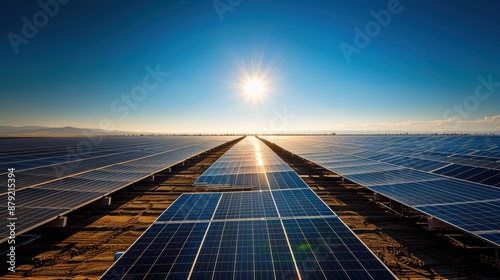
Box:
left=217, top=48, right=286, bottom=105
left=246, top=79, right=265, bottom=98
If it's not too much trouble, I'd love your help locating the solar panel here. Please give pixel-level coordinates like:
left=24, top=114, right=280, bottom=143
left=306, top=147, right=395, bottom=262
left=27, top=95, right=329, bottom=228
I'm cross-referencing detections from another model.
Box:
left=262, top=135, right=500, bottom=248
left=341, top=169, right=439, bottom=186
left=8, top=188, right=106, bottom=208
left=102, top=137, right=396, bottom=279
left=195, top=173, right=269, bottom=190
left=104, top=213, right=396, bottom=279
left=101, top=222, right=209, bottom=280
left=329, top=163, right=402, bottom=175
left=213, top=191, right=278, bottom=220
left=0, top=136, right=237, bottom=243
left=416, top=200, right=500, bottom=233
left=266, top=171, right=309, bottom=190
left=156, top=193, right=222, bottom=222
left=283, top=217, right=397, bottom=279
left=190, top=219, right=297, bottom=279
left=272, top=189, right=335, bottom=218
left=0, top=207, right=69, bottom=241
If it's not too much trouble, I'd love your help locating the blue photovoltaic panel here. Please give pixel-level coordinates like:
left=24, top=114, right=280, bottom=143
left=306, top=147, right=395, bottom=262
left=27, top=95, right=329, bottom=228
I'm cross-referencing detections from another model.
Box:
left=213, top=191, right=278, bottom=220
left=194, top=137, right=301, bottom=191
left=101, top=222, right=209, bottom=280
left=195, top=173, right=268, bottom=190
left=0, top=207, right=69, bottom=240
left=481, top=173, right=500, bottom=187
left=156, top=193, right=221, bottom=222
left=76, top=169, right=143, bottom=182
left=190, top=220, right=297, bottom=279
left=341, top=169, right=439, bottom=186
left=330, top=163, right=402, bottom=175
left=262, top=135, right=500, bottom=248
left=369, top=179, right=500, bottom=207
left=10, top=188, right=105, bottom=208
left=36, top=177, right=127, bottom=193
left=102, top=137, right=396, bottom=279
left=477, top=233, right=500, bottom=248
left=284, top=217, right=397, bottom=280
left=0, top=136, right=237, bottom=243
left=266, top=171, right=309, bottom=190
left=416, top=200, right=500, bottom=233
left=272, top=189, right=336, bottom=218
left=263, top=135, right=500, bottom=184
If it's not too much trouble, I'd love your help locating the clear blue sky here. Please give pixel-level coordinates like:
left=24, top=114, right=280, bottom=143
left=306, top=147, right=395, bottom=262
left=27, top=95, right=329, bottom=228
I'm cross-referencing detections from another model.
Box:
left=1, top=0, right=499, bottom=133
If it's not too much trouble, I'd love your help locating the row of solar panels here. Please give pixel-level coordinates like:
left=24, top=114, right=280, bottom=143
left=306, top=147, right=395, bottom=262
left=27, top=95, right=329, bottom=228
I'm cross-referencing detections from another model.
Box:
left=0, top=137, right=178, bottom=168
left=102, top=136, right=396, bottom=279
left=102, top=195, right=395, bottom=279
left=0, top=136, right=237, bottom=243
left=0, top=137, right=233, bottom=191
left=262, top=136, right=500, bottom=248
left=315, top=135, right=500, bottom=163
left=293, top=136, right=500, bottom=187
left=154, top=189, right=335, bottom=222
left=194, top=136, right=309, bottom=190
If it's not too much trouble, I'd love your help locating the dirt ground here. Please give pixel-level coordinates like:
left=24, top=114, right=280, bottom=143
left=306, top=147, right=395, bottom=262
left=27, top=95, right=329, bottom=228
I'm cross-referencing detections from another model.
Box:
left=1, top=137, right=499, bottom=279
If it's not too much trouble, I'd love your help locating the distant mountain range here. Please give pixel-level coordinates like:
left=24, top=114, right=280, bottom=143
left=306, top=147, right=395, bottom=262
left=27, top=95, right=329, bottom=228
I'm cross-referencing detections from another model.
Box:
left=0, top=126, right=144, bottom=137
left=1, top=126, right=497, bottom=137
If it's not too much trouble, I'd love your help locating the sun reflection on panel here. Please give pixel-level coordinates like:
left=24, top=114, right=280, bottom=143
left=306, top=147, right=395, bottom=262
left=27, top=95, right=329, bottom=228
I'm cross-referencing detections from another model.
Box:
left=253, top=138, right=264, bottom=166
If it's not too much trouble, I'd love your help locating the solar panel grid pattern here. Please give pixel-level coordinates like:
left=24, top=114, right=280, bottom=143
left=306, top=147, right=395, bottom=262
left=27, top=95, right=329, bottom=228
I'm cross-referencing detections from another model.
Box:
left=416, top=200, right=500, bottom=233
left=283, top=218, right=394, bottom=279
left=102, top=137, right=396, bottom=279
left=194, top=137, right=302, bottom=190
left=266, top=171, right=310, bottom=190
left=262, top=136, right=500, bottom=248
left=213, top=191, right=278, bottom=220
left=0, top=136, right=236, bottom=243
left=190, top=220, right=296, bottom=280
left=102, top=222, right=209, bottom=279
left=272, top=189, right=336, bottom=218
left=156, top=193, right=222, bottom=222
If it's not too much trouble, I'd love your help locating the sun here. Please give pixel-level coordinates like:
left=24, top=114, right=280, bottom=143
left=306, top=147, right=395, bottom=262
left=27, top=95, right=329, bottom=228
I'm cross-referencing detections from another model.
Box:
left=216, top=48, right=286, bottom=105
left=245, top=79, right=265, bottom=98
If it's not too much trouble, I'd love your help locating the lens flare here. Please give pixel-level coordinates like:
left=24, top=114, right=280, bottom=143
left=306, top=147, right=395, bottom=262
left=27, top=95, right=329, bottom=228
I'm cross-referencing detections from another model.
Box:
left=246, top=79, right=265, bottom=98
left=215, top=47, right=286, bottom=104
